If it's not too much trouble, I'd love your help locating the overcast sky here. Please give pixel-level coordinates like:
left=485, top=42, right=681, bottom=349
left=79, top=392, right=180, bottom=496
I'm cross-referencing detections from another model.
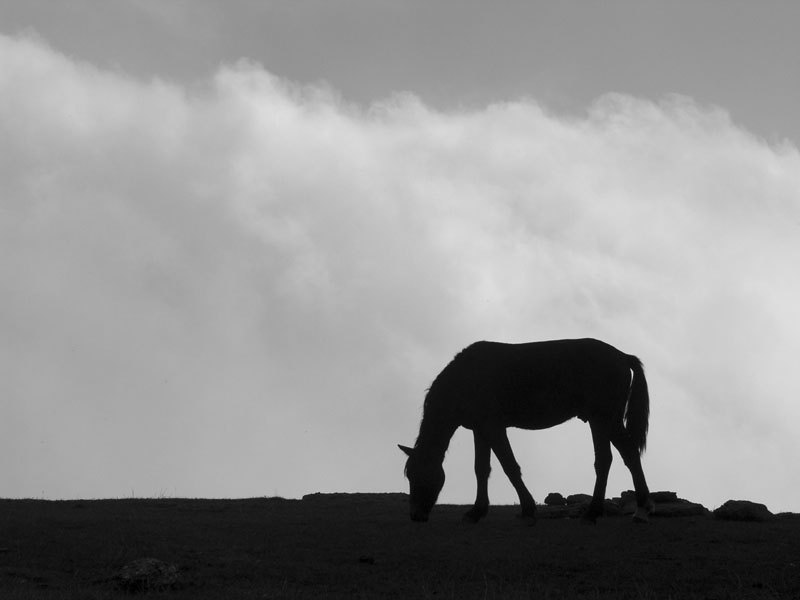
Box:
left=2, top=1, right=799, bottom=513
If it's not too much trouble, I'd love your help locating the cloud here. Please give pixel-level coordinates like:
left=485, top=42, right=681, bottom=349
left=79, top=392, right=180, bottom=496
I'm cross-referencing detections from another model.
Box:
left=2, top=33, right=799, bottom=510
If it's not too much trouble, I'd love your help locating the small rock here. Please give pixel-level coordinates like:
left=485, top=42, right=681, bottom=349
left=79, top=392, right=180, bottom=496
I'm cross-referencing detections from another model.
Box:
left=566, top=493, right=593, bottom=506
left=620, top=490, right=696, bottom=516
left=713, top=500, right=774, bottom=522
left=655, top=502, right=709, bottom=518
left=114, top=557, right=179, bottom=592
left=544, top=492, right=567, bottom=506
left=602, top=499, right=623, bottom=516
left=651, top=491, right=679, bottom=503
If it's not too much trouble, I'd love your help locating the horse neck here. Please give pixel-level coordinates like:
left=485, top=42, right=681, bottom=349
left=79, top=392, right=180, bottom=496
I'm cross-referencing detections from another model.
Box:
left=414, top=393, right=458, bottom=461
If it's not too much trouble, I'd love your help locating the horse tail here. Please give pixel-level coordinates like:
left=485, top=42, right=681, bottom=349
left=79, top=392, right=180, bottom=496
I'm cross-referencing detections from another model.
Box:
left=624, top=355, right=650, bottom=455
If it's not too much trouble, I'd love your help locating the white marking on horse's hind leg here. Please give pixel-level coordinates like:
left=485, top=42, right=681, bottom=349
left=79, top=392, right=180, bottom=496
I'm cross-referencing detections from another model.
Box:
left=632, top=499, right=655, bottom=523
left=632, top=507, right=649, bottom=523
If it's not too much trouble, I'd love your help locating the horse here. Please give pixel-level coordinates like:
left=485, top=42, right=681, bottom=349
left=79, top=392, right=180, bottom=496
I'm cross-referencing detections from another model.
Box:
left=399, top=338, right=654, bottom=524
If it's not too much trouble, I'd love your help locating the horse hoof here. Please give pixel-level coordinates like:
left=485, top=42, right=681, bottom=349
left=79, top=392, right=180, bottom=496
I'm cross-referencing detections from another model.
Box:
left=632, top=502, right=654, bottom=523
left=462, top=514, right=480, bottom=524
left=632, top=509, right=651, bottom=524
left=462, top=508, right=487, bottom=523
left=581, top=506, right=603, bottom=524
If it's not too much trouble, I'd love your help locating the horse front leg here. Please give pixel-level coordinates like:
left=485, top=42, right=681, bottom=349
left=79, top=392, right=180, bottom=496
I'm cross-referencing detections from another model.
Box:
left=485, top=427, right=536, bottom=522
left=585, top=422, right=613, bottom=524
left=463, top=431, right=491, bottom=523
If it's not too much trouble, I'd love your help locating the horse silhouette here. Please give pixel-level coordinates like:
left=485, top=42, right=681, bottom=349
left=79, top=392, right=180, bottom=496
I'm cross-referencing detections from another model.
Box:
left=399, top=338, right=653, bottom=524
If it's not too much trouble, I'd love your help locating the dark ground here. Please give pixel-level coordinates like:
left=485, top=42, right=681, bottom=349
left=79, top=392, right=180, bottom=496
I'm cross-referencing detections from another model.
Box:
left=1, top=494, right=798, bottom=599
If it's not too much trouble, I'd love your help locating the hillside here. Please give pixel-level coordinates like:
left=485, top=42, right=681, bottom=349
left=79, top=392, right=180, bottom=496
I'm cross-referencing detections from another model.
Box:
left=1, top=494, right=798, bottom=598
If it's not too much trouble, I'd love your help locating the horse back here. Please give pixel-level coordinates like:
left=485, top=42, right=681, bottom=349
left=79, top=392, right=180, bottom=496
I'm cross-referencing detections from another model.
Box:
left=435, top=338, right=633, bottom=430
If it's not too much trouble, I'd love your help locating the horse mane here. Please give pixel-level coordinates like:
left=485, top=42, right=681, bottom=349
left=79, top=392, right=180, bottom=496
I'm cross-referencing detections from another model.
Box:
left=413, top=348, right=469, bottom=453
left=414, top=385, right=442, bottom=451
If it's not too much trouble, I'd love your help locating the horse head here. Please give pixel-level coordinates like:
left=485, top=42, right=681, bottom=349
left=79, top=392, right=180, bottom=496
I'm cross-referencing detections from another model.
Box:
left=399, top=444, right=445, bottom=522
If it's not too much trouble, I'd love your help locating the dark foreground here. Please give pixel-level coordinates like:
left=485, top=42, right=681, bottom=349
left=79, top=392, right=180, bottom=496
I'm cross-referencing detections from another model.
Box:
left=1, top=494, right=799, bottom=599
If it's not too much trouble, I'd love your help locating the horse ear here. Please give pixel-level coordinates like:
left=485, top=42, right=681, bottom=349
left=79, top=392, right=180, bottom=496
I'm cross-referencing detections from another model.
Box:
left=398, top=444, right=414, bottom=457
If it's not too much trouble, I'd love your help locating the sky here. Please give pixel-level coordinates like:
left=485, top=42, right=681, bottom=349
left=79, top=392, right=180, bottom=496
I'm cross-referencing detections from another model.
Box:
left=1, top=1, right=800, bottom=512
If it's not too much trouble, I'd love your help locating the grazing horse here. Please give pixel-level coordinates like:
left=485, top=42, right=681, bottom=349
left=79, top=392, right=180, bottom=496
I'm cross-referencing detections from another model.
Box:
left=399, top=338, right=653, bottom=524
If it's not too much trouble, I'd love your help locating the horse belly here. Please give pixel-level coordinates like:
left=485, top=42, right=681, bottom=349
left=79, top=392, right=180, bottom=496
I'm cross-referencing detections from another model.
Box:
left=510, top=408, right=577, bottom=430
left=502, top=391, right=582, bottom=430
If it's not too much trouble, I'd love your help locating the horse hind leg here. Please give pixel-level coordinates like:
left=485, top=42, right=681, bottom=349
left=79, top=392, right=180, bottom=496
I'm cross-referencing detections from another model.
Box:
left=463, top=431, right=491, bottom=523
left=610, top=432, right=654, bottom=523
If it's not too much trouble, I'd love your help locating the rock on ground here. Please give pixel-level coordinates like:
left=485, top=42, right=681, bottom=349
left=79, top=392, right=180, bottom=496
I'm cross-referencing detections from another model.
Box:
left=713, top=500, right=774, bottom=522
left=114, top=557, right=179, bottom=592
left=544, top=492, right=567, bottom=506
left=566, top=493, right=593, bottom=505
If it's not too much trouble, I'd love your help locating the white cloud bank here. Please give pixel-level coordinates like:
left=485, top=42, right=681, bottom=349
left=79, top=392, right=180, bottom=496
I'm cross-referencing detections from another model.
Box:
left=2, top=34, right=799, bottom=511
